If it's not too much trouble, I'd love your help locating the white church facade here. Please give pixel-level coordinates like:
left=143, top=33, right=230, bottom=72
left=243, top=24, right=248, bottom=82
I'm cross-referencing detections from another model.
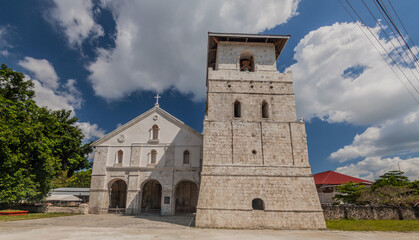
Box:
left=89, top=100, right=202, bottom=215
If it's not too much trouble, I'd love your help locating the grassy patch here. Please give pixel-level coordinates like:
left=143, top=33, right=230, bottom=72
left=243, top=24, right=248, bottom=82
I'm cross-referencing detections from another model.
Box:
left=326, top=219, right=419, bottom=231
left=0, top=213, right=80, bottom=222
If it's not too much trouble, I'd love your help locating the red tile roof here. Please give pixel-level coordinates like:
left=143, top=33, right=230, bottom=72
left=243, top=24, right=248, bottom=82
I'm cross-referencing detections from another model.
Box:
left=314, top=170, right=373, bottom=185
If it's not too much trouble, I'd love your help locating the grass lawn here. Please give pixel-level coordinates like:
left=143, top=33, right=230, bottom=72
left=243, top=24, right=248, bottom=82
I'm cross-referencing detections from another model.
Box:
left=0, top=209, right=25, bottom=212
left=0, top=213, right=80, bottom=222
left=326, top=219, right=419, bottom=231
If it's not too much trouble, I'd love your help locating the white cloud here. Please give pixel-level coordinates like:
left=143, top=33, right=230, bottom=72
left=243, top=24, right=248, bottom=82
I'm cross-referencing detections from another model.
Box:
left=0, top=26, right=11, bottom=56
left=74, top=121, right=106, bottom=141
left=19, top=57, right=82, bottom=112
left=336, top=156, right=419, bottom=181
left=88, top=0, right=301, bottom=101
left=288, top=22, right=419, bottom=126
left=288, top=22, right=419, bottom=179
left=330, top=111, right=419, bottom=162
left=18, top=57, right=59, bottom=90
left=31, top=78, right=77, bottom=112
left=48, top=0, right=104, bottom=48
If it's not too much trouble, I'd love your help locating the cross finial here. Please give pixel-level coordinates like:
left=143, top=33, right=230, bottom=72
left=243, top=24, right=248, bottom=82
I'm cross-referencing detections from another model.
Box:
left=154, top=93, right=161, bottom=106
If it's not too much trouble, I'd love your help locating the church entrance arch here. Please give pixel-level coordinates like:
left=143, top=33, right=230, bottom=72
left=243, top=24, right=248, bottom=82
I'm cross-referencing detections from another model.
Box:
left=109, top=179, right=127, bottom=210
left=141, top=179, right=162, bottom=212
left=175, top=180, right=198, bottom=214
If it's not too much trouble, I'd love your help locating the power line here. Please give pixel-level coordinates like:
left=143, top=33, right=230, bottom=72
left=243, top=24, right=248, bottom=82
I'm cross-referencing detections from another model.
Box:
left=387, top=0, right=418, bottom=54
left=376, top=0, right=419, bottom=64
left=345, top=0, right=419, bottom=95
left=372, top=0, right=419, bottom=74
left=362, top=0, right=419, bottom=79
left=338, top=0, right=419, bottom=104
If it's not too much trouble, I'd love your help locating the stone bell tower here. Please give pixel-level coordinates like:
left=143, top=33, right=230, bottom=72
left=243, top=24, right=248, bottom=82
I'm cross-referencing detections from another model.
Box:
left=196, top=32, right=326, bottom=229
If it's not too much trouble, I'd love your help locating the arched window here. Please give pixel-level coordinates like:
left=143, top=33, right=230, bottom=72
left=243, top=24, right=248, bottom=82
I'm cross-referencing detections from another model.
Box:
left=183, top=150, right=190, bottom=164
left=234, top=100, right=241, bottom=118
left=240, top=51, right=254, bottom=72
left=262, top=101, right=269, bottom=118
left=117, top=150, right=123, bottom=164
left=152, top=125, right=159, bottom=140
left=150, top=150, right=157, bottom=164
left=252, top=198, right=265, bottom=210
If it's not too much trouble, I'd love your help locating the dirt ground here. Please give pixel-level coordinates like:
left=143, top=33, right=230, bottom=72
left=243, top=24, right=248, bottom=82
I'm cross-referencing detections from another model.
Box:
left=0, top=214, right=417, bottom=240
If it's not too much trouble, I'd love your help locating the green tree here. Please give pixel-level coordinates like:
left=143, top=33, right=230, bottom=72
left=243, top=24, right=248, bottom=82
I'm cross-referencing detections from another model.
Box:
left=0, top=64, right=92, bottom=204
left=67, top=169, right=92, bottom=188
left=372, top=170, right=410, bottom=190
left=333, top=181, right=367, bottom=204
left=51, top=169, right=92, bottom=188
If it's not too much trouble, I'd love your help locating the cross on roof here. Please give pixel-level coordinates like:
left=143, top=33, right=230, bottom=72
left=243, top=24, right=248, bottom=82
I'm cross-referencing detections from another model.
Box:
left=154, top=93, right=161, bottom=106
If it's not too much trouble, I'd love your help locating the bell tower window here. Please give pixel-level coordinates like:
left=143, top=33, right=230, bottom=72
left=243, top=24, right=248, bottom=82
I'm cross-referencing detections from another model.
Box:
left=240, top=51, right=254, bottom=72
left=262, top=101, right=269, bottom=118
left=234, top=100, right=241, bottom=118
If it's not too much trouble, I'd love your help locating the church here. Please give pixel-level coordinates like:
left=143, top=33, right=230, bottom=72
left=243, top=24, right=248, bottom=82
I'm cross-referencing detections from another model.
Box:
left=89, top=32, right=326, bottom=229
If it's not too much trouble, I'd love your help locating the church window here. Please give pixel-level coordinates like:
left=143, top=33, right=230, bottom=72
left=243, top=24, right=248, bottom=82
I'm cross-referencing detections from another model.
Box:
left=262, top=101, right=269, bottom=118
left=150, top=150, right=157, bottom=164
left=152, top=125, right=159, bottom=140
left=183, top=150, right=190, bottom=164
left=239, top=51, right=254, bottom=72
left=117, top=150, right=123, bottom=164
left=252, top=198, right=264, bottom=210
left=234, top=100, right=241, bottom=118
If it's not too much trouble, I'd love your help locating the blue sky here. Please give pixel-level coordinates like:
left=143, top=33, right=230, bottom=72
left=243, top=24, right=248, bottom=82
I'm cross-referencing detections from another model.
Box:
left=1, top=0, right=418, bottom=180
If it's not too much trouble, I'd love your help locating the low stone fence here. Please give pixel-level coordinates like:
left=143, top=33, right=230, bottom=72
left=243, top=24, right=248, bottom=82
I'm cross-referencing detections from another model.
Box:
left=322, top=205, right=419, bottom=220
left=0, top=204, right=89, bottom=215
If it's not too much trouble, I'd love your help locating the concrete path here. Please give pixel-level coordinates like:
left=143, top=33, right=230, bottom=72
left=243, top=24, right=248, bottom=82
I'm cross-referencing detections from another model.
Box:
left=0, top=214, right=417, bottom=240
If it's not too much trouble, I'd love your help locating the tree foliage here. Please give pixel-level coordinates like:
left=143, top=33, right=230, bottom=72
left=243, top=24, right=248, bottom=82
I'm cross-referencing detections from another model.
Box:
left=333, top=182, right=367, bottom=205
left=51, top=169, right=92, bottom=188
left=372, top=170, right=410, bottom=190
left=0, top=64, right=92, bottom=204
left=334, top=171, right=419, bottom=207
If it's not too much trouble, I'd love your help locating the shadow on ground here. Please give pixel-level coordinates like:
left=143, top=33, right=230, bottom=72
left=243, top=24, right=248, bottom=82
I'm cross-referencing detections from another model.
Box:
left=126, top=213, right=196, bottom=227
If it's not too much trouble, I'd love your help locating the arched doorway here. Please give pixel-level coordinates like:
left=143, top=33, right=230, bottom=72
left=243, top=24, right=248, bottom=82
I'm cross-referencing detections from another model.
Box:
left=175, top=180, right=198, bottom=214
left=109, top=179, right=127, bottom=210
left=141, top=180, right=162, bottom=212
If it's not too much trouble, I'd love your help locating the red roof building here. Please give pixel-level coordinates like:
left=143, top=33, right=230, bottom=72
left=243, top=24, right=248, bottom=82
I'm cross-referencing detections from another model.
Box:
left=314, top=170, right=373, bottom=185
left=313, top=170, right=373, bottom=204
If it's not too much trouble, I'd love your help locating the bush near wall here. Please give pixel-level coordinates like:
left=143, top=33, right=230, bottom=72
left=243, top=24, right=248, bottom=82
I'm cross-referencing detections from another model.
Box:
left=322, top=205, right=419, bottom=220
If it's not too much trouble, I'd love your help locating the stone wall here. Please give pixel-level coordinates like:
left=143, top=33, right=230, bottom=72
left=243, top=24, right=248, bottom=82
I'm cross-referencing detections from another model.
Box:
left=0, top=204, right=88, bottom=214
left=322, top=205, right=419, bottom=220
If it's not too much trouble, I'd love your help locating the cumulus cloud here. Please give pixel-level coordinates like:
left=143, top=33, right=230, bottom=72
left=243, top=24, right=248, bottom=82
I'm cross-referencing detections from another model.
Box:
left=47, top=0, right=104, bottom=48
left=87, top=0, right=301, bottom=101
left=336, top=156, right=419, bottom=181
left=19, top=57, right=81, bottom=112
left=18, top=57, right=59, bottom=90
left=0, top=26, right=12, bottom=57
left=74, top=121, right=106, bottom=141
left=330, top=111, right=419, bottom=162
left=287, top=22, right=419, bottom=176
left=0, top=26, right=11, bottom=56
left=287, top=22, right=419, bottom=126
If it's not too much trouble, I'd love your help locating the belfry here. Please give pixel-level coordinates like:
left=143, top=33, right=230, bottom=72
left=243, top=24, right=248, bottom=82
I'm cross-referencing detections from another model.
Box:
left=195, top=33, right=326, bottom=229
